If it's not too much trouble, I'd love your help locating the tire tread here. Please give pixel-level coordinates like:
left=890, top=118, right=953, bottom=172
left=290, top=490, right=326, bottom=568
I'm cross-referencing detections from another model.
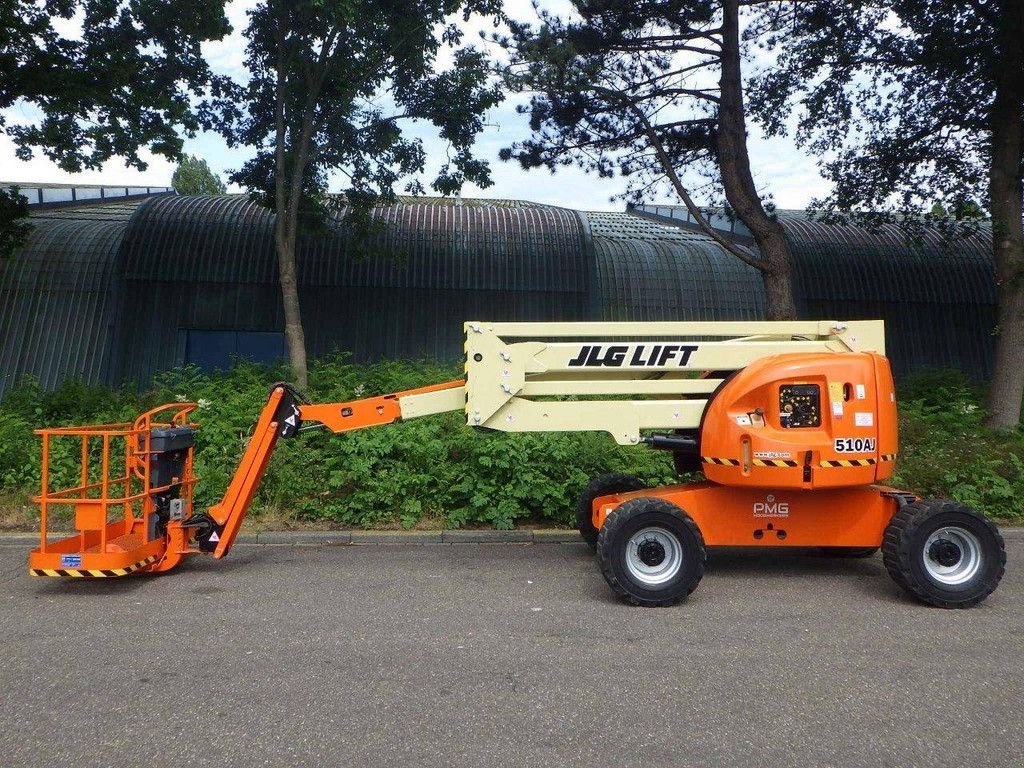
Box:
left=596, top=496, right=705, bottom=607
left=576, top=473, right=646, bottom=550
left=882, top=499, right=1005, bottom=608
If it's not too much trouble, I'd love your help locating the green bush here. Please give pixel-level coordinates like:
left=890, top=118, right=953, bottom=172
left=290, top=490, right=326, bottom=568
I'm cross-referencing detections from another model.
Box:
left=894, top=370, right=1024, bottom=521
left=1, top=361, right=1020, bottom=528
left=0, top=356, right=676, bottom=529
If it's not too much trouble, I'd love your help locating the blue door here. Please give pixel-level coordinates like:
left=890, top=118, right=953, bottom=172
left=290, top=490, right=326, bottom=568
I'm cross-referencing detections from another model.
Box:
left=184, top=330, right=287, bottom=372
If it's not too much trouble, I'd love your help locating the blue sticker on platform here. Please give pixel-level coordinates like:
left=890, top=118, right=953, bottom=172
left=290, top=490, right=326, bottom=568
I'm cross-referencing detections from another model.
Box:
left=60, top=554, right=82, bottom=568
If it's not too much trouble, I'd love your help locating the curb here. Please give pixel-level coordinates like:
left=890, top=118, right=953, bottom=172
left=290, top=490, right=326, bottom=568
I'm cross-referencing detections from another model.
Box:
left=442, top=529, right=532, bottom=543
left=0, top=529, right=581, bottom=546
left=3, top=527, right=1021, bottom=547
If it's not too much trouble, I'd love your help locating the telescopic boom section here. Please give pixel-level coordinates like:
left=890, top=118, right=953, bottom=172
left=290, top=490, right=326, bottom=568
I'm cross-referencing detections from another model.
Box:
left=206, top=379, right=467, bottom=557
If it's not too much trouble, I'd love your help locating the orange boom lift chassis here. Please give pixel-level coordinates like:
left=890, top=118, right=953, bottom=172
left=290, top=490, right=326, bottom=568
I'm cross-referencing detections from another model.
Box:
left=29, top=320, right=1006, bottom=608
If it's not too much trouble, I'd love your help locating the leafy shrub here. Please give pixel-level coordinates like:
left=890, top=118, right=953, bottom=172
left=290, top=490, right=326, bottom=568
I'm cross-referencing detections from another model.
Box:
left=894, top=371, right=1024, bottom=521
left=1, top=362, right=1020, bottom=527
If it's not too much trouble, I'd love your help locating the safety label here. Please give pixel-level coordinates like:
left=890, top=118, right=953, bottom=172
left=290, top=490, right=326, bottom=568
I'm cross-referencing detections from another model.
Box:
left=60, top=554, right=82, bottom=568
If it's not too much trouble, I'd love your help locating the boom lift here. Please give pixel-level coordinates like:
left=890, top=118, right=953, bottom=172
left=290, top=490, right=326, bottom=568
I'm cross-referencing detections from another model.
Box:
left=28, top=320, right=1006, bottom=608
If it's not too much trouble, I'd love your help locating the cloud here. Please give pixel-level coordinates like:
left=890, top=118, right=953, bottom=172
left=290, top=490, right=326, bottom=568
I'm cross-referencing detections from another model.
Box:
left=0, top=133, right=178, bottom=186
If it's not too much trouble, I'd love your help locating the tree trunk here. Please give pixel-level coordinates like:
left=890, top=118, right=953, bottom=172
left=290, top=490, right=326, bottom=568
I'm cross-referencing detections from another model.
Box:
left=718, top=0, right=798, bottom=320
left=276, top=220, right=309, bottom=390
left=984, top=0, right=1024, bottom=429
left=273, top=20, right=309, bottom=391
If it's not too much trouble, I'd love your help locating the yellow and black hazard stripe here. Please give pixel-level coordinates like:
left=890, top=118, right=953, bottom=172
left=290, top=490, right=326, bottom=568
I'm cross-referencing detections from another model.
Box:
left=701, top=456, right=740, bottom=466
left=820, top=458, right=877, bottom=467
left=879, top=453, right=897, bottom=462
left=702, top=456, right=799, bottom=467
left=752, top=458, right=799, bottom=468
left=29, top=554, right=159, bottom=579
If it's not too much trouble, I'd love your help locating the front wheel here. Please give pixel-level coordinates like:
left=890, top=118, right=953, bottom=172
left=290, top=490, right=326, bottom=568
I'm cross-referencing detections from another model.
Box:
left=596, top=497, right=705, bottom=607
left=882, top=499, right=1005, bottom=608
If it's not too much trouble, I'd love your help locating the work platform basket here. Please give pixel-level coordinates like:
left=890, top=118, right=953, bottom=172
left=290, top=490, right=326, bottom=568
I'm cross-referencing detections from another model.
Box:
left=28, top=404, right=198, bottom=578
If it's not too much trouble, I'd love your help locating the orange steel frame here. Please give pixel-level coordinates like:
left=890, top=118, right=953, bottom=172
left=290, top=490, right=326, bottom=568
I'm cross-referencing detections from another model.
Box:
left=208, top=379, right=466, bottom=559
left=28, top=381, right=468, bottom=577
left=28, top=374, right=905, bottom=575
left=29, top=404, right=199, bottom=576
left=593, top=483, right=905, bottom=549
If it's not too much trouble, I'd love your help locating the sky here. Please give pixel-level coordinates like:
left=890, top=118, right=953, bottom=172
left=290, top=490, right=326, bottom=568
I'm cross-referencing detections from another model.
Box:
left=0, top=0, right=830, bottom=213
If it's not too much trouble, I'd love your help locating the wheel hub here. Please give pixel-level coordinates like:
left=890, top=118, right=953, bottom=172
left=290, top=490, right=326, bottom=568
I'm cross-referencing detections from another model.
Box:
left=928, top=539, right=962, bottom=568
left=637, top=539, right=666, bottom=566
left=921, top=526, right=983, bottom=586
left=624, top=526, right=684, bottom=587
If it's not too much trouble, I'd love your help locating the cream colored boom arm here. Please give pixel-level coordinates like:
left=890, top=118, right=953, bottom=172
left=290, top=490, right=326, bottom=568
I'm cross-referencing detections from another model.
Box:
left=459, top=320, right=884, bottom=445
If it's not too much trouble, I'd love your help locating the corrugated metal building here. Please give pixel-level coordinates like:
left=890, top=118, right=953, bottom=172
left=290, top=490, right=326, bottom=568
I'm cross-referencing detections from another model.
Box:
left=585, top=211, right=764, bottom=321
left=0, top=202, right=141, bottom=393
left=632, top=205, right=996, bottom=378
left=114, top=195, right=592, bottom=385
left=776, top=211, right=995, bottom=377
left=0, top=193, right=997, bottom=395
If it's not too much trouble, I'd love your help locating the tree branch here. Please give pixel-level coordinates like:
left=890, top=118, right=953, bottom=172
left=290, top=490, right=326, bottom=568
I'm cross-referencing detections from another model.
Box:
left=590, top=84, right=764, bottom=270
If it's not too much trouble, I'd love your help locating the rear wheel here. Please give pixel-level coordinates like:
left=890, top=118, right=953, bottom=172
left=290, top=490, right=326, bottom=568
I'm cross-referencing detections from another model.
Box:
left=882, top=499, right=1005, bottom=608
left=596, top=497, right=705, bottom=607
left=576, top=473, right=645, bottom=550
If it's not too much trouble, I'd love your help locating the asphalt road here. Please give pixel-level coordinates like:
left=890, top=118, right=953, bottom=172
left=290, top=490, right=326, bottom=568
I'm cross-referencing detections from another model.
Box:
left=2, top=538, right=1022, bottom=768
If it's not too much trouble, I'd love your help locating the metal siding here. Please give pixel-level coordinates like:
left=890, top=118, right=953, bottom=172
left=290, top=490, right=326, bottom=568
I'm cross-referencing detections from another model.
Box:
left=115, top=195, right=590, bottom=383
left=583, top=211, right=766, bottom=321
left=0, top=204, right=135, bottom=396
left=777, top=211, right=996, bottom=376
left=1, top=196, right=1000, bottom=395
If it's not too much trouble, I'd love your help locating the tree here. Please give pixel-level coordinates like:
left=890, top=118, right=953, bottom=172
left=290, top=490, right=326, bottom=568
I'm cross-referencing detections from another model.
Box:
left=0, top=187, right=30, bottom=260
left=172, top=155, right=227, bottom=195
left=751, top=0, right=1024, bottom=428
left=212, top=0, right=502, bottom=389
left=498, top=0, right=798, bottom=319
left=0, top=0, right=231, bottom=251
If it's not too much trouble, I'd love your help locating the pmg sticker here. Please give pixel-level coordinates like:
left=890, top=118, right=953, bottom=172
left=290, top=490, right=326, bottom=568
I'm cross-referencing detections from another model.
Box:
left=753, top=494, right=789, bottom=518
left=60, top=554, right=82, bottom=568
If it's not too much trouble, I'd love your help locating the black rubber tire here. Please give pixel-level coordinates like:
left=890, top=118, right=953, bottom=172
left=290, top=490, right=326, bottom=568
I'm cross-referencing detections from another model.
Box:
left=818, top=547, right=879, bottom=559
left=576, top=473, right=646, bottom=550
left=882, top=499, right=1006, bottom=608
left=596, top=497, right=705, bottom=607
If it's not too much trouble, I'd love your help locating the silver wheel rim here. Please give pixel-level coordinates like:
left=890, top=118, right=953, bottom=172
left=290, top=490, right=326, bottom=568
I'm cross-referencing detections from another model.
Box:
left=625, top=526, right=683, bottom=587
left=922, top=526, right=982, bottom=586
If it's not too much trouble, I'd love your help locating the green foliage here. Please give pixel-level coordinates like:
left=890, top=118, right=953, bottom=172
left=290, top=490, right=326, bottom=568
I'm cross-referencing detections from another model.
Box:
left=496, top=1, right=721, bottom=204
left=1, top=362, right=1020, bottom=527
left=749, top=0, right=1002, bottom=217
left=0, top=187, right=31, bottom=260
left=894, top=370, right=1024, bottom=521
left=1, top=1, right=231, bottom=172
left=213, top=0, right=503, bottom=227
left=1, top=1, right=231, bottom=258
left=172, top=155, right=227, bottom=195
